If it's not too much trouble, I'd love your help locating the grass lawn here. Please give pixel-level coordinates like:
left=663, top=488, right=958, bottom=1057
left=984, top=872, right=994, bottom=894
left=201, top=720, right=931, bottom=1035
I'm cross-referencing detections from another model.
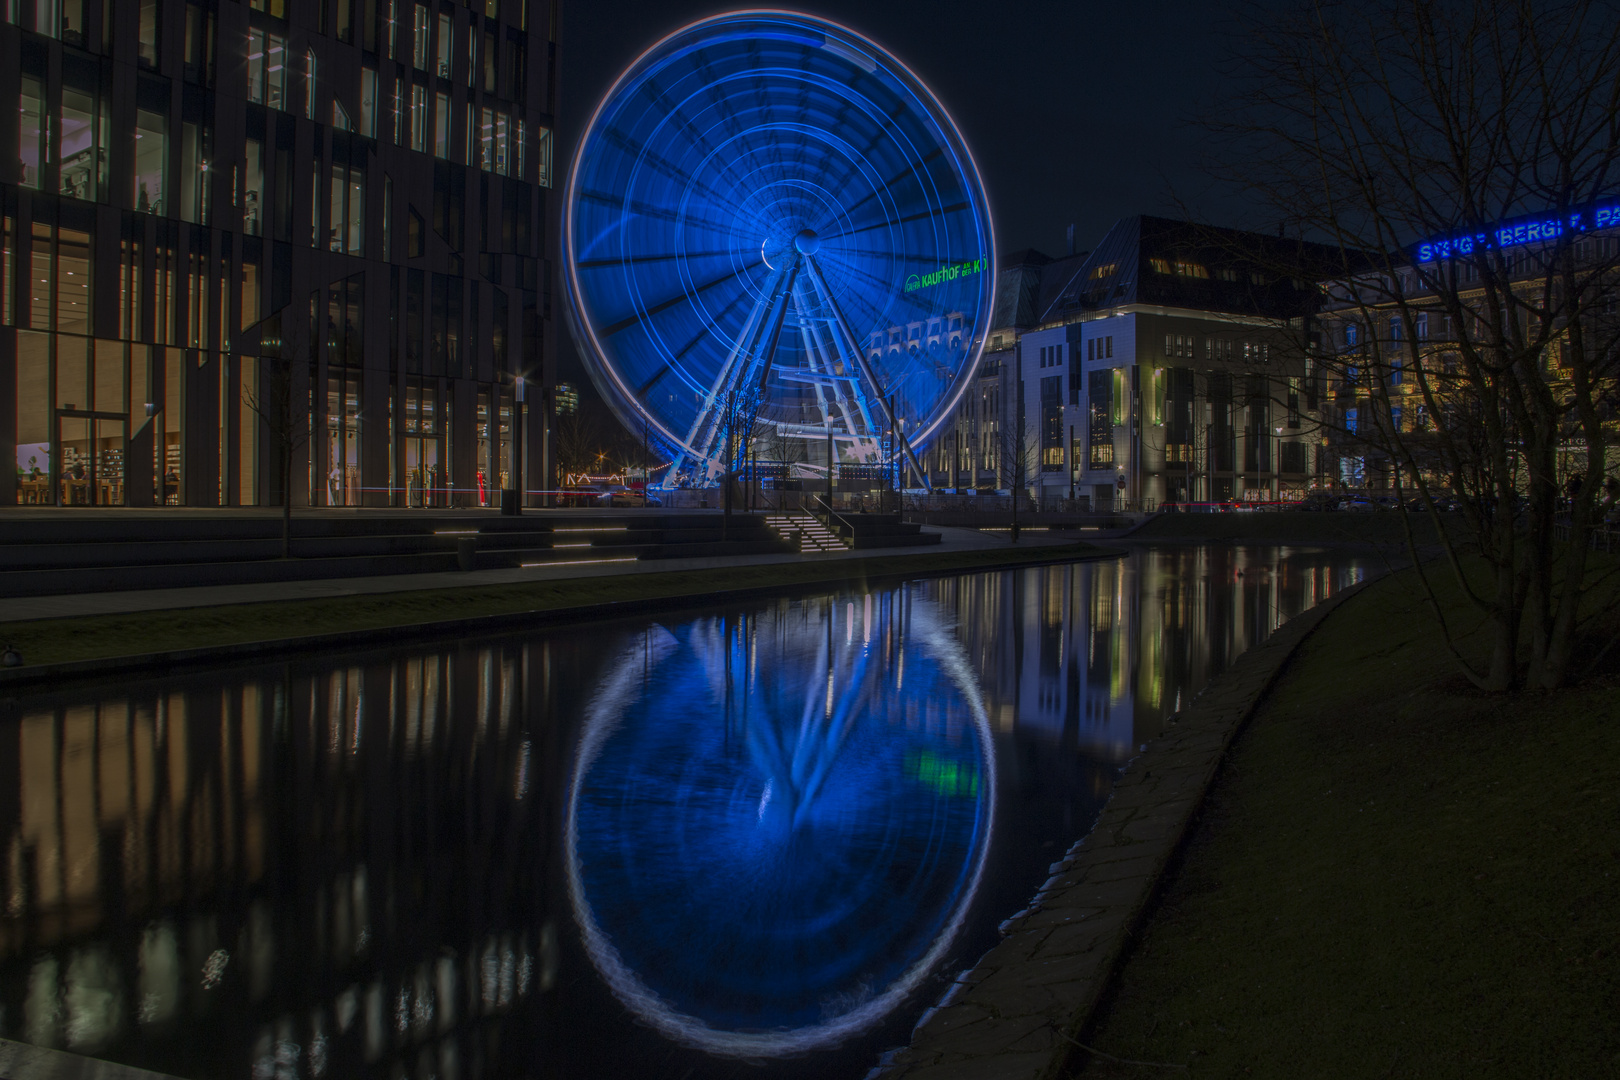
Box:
left=2, top=541, right=1110, bottom=667
left=1072, top=555, right=1620, bottom=1079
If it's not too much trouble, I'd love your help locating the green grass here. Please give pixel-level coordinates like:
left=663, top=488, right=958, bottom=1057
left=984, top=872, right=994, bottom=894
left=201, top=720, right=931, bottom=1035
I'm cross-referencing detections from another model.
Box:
left=3, top=542, right=1111, bottom=667
left=1133, top=510, right=1457, bottom=545
left=1071, top=556, right=1620, bottom=1079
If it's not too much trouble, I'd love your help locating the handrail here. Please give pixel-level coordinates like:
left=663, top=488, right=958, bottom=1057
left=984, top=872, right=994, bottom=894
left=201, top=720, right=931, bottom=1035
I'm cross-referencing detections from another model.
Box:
left=809, top=493, right=855, bottom=537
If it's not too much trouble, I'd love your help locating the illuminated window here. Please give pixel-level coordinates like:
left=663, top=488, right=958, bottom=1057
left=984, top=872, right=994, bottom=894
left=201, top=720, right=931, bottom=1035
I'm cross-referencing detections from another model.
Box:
left=437, top=13, right=453, bottom=77
left=247, top=30, right=288, bottom=110
left=410, top=84, right=427, bottom=152
left=412, top=4, right=429, bottom=69
left=133, top=108, right=167, bottom=214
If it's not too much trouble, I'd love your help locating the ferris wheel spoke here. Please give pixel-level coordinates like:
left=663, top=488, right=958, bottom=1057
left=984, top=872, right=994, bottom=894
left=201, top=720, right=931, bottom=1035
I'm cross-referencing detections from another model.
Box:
left=576, top=249, right=735, bottom=270
left=597, top=264, right=759, bottom=339
left=830, top=202, right=972, bottom=240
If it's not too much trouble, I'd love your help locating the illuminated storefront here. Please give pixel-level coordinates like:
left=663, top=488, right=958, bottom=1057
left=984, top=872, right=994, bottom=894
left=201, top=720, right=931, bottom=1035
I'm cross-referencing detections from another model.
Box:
left=2, top=0, right=557, bottom=508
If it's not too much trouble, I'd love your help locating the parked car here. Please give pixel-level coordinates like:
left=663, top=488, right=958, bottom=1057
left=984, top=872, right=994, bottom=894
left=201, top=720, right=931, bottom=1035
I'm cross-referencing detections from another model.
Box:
left=1340, top=496, right=1376, bottom=512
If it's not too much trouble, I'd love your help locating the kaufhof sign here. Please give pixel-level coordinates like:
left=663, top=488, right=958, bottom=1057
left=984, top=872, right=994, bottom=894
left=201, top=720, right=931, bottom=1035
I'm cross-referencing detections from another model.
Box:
left=905, top=258, right=985, bottom=293
left=1413, top=201, right=1620, bottom=263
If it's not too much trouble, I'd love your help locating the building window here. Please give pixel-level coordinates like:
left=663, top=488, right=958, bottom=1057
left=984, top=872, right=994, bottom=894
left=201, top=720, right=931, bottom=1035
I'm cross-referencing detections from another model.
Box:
left=18, top=76, right=44, bottom=190
left=249, top=0, right=287, bottom=17
left=328, top=164, right=365, bottom=254
left=393, top=78, right=405, bottom=145
left=360, top=68, right=378, bottom=138
left=410, top=84, right=428, bottom=152
left=408, top=206, right=424, bottom=257
left=383, top=174, right=393, bottom=260
left=483, top=30, right=497, bottom=92
left=247, top=30, right=288, bottom=110
left=1088, top=369, right=1113, bottom=468
left=134, top=108, right=167, bottom=214
left=138, top=0, right=160, bottom=67
left=412, top=4, right=430, bottom=69
left=180, top=122, right=212, bottom=225
left=434, top=92, right=451, bottom=158
left=304, top=50, right=318, bottom=120
left=244, top=138, right=264, bottom=235
left=436, top=13, right=453, bottom=78
left=183, top=2, right=216, bottom=85
left=334, top=0, right=351, bottom=40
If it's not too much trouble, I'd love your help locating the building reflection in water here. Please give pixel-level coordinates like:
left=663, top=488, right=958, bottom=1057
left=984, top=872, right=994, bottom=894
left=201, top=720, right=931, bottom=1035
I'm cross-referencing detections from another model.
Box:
left=933, top=545, right=1367, bottom=762
left=0, top=546, right=1369, bottom=1079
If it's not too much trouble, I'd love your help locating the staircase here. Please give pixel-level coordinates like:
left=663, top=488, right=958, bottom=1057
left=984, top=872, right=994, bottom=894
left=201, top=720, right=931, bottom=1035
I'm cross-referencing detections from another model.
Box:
left=765, top=511, right=847, bottom=553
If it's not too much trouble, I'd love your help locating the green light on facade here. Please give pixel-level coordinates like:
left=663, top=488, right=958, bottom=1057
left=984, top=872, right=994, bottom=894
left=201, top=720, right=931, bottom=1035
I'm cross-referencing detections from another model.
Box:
left=904, top=258, right=985, bottom=294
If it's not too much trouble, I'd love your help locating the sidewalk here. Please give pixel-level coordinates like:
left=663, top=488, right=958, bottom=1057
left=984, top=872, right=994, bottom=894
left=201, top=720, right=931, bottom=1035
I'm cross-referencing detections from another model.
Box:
left=0, top=525, right=1067, bottom=624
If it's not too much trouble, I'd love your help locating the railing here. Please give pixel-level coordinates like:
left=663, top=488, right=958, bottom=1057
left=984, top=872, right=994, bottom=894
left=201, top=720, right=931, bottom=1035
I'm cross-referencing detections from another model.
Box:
left=1553, top=518, right=1620, bottom=552
left=809, top=493, right=857, bottom=537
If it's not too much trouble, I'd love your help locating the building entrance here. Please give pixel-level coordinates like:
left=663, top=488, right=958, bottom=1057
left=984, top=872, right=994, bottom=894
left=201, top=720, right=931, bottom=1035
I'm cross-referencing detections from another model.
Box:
left=53, top=409, right=126, bottom=506
left=404, top=382, right=450, bottom=507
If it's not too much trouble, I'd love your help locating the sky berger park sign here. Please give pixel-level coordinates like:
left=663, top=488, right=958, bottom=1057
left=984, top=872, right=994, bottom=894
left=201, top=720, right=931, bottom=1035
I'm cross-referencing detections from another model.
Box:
left=1413, top=200, right=1620, bottom=263
left=905, top=257, right=985, bottom=293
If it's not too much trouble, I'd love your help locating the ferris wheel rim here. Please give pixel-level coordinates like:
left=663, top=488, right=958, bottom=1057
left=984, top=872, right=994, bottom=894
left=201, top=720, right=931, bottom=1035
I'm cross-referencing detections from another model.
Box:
left=562, top=8, right=997, bottom=473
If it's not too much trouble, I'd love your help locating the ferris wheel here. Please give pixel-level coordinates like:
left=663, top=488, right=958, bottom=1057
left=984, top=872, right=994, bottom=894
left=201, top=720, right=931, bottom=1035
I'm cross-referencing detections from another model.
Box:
left=562, top=10, right=996, bottom=488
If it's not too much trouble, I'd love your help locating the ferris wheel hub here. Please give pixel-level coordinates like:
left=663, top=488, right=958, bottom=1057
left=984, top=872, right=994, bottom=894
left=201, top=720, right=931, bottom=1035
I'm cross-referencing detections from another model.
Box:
left=793, top=229, right=821, bottom=256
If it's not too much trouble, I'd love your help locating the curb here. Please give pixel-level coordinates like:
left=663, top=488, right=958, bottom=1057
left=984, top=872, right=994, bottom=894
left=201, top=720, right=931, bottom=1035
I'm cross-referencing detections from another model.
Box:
left=0, top=546, right=1126, bottom=693
left=882, top=573, right=1382, bottom=1080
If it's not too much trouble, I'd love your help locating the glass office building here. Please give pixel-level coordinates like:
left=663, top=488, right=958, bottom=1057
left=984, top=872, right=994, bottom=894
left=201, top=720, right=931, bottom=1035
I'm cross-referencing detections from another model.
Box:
left=1, top=0, right=558, bottom=507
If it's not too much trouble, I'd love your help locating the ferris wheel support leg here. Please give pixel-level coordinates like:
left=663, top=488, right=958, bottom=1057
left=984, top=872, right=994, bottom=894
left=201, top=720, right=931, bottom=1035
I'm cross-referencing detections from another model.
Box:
left=681, top=263, right=795, bottom=473
left=801, top=255, right=933, bottom=492
left=752, top=259, right=800, bottom=394
left=791, top=281, right=869, bottom=441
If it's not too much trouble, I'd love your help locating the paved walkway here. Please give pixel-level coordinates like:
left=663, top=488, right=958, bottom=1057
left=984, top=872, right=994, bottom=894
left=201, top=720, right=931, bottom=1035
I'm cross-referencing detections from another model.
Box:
left=0, top=1038, right=183, bottom=1080
left=881, top=576, right=1378, bottom=1080
left=0, top=525, right=1071, bottom=624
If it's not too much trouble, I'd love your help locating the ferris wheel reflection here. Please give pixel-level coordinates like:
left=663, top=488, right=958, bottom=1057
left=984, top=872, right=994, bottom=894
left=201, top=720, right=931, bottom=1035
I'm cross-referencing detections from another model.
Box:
left=565, top=590, right=995, bottom=1057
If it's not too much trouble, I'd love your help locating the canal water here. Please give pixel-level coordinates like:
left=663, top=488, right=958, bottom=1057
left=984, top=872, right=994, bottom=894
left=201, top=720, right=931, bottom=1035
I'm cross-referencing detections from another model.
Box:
left=0, top=545, right=1373, bottom=1080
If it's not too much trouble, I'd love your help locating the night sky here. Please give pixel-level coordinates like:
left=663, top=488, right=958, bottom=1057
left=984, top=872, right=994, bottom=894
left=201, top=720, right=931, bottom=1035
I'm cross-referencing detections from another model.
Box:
left=553, top=0, right=1265, bottom=389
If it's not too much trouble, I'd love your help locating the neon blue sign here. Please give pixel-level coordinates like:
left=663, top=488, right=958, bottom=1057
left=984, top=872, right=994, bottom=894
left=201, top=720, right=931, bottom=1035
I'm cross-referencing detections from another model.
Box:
left=1414, top=201, right=1620, bottom=263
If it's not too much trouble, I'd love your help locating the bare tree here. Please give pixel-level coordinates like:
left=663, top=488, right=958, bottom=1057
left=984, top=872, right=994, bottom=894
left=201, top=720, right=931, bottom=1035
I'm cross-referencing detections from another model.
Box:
left=243, top=347, right=312, bottom=559
left=551, top=401, right=606, bottom=484
left=994, top=409, right=1040, bottom=542
left=1212, top=0, right=1620, bottom=690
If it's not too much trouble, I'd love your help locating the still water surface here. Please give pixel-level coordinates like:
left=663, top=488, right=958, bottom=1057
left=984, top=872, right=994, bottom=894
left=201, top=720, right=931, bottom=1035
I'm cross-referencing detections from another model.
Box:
left=0, top=546, right=1373, bottom=1079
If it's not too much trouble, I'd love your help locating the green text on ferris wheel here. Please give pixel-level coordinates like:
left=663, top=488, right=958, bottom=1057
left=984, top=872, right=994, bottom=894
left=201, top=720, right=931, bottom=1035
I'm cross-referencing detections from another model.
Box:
left=905, top=258, right=984, bottom=294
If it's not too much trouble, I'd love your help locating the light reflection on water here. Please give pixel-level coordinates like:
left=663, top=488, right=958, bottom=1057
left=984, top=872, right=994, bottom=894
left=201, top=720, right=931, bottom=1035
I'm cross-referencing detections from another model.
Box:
left=0, top=546, right=1370, bottom=1079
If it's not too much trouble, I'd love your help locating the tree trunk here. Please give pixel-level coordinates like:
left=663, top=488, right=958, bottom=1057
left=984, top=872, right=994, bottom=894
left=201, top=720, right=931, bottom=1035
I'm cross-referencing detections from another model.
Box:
left=282, top=445, right=293, bottom=559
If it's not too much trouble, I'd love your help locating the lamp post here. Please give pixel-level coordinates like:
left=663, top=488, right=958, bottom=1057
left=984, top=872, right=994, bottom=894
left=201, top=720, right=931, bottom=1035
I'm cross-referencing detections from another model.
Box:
left=1274, top=425, right=1283, bottom=501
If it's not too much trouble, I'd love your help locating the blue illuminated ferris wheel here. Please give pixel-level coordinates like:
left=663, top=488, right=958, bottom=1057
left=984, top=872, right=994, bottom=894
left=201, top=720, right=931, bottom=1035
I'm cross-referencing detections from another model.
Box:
left=563, top=10, right=996, bottom=487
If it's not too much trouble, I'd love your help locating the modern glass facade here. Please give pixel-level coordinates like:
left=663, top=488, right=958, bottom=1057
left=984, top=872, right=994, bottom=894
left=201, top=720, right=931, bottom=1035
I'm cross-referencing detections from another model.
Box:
left=2, top=0, right=557, bottom=507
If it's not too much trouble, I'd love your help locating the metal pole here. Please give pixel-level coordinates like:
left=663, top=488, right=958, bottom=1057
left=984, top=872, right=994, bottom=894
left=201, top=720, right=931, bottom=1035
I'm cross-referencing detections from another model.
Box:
left=826, top=423, right=835, bottom=512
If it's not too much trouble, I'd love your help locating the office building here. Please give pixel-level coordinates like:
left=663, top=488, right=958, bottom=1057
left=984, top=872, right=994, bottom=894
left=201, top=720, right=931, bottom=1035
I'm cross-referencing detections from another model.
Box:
left=2, top=0, right=559, bottom=508
left=929, top=216, right=1343, bottom=508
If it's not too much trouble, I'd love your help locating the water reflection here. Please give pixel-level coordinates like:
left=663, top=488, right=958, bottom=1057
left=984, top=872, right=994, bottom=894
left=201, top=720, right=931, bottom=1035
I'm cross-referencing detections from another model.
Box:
left=567, top=595, right=993, bottom=1056
left=0, top=546, right=1369, bottom=1079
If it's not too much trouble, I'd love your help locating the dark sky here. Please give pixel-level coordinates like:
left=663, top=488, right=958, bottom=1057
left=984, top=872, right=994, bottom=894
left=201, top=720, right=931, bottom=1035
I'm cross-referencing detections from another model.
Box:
left=553, top=0, right=1262, bottom=387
